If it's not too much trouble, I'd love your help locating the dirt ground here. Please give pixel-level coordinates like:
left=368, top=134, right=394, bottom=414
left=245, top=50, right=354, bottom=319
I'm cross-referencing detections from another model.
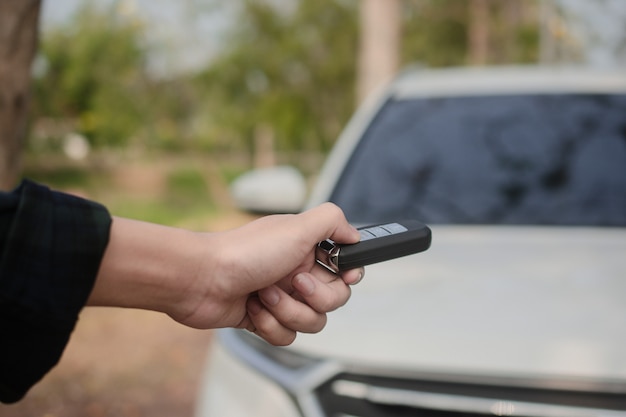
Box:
left=1, top=308, right=215, bottom=417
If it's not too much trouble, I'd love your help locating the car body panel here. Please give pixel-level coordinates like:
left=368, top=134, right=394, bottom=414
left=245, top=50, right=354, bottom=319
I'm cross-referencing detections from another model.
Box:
left=290, top=226, right=626, bottom=382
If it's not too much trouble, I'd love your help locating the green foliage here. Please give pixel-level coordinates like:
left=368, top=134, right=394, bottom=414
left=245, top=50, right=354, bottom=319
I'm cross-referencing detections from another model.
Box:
left=193, top=0, right=359, bottom=153
left=402, top=0, right=469, bottom=67
left=23, top=164, right=92, bottom=189
left=34, top=3, right=149, bottom=147
left=401, top=0, right=539, bottom=67
left=194, top=0, right=539, bottom=154
left=167, top=167, right=208, bottom=196
left=31, top=0, right=540, bottom=157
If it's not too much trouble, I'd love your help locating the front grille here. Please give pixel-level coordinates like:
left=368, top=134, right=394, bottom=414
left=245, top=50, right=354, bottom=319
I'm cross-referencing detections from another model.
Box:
left=313, top=372, right=626, bottom=417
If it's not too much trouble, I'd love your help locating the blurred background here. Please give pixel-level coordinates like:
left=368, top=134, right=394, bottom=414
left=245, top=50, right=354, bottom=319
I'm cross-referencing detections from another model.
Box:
left=1, top=0, right=624, bottom=416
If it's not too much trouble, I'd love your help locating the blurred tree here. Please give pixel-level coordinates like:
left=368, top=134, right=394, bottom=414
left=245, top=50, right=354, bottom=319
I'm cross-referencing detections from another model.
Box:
left=192, top=0, right=540, bottom=160
left=401, top=0, right=469, bottom=67
left=34, top=3, right=150, bottom=148
left=0, top=0, right=41, bottom=190
left=193, top=0, right=358, bottom=156
left=401, top=0, right=539, bottom=67
left=474, top=0, right=539, bottom=64
left=28, top=0, right=540, bottom=162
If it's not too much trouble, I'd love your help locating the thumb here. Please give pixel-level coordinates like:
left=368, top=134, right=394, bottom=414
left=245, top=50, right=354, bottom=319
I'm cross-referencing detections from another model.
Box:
left=299, top=203, right=360, bottom=245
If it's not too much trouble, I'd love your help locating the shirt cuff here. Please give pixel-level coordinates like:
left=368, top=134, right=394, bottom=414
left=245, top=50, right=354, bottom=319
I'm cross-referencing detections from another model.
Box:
left=0, top=179, right=112, bottom=403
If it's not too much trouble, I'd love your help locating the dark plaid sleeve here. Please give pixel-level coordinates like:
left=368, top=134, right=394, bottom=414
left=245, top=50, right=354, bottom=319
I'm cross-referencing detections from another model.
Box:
left=0, top=179, right=112, bottom=403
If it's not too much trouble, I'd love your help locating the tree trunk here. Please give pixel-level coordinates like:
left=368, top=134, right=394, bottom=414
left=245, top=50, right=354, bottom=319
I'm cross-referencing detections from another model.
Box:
left=0, top=0, right=41, bottom=190
left=356, top=0, right=401, bottom=104
left=539, top=0, right=557, bottom=64
left=468, top=0, right=490, bottom=66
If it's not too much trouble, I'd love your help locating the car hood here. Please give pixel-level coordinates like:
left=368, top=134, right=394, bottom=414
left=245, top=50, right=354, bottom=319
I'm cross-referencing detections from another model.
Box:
left=290, top=226, right=626, bottom=382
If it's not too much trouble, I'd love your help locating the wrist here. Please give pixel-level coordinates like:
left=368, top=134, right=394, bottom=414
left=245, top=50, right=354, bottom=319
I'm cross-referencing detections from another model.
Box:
left=88, top=217, right=206, bottom=316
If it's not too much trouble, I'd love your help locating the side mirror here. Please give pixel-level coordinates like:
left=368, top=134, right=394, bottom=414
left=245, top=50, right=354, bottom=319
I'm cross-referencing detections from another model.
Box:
left=230, top=166, right=307, bottom=214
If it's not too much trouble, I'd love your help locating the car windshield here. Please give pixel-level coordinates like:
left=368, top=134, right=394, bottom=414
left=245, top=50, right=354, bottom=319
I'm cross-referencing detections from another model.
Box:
left=330, top=93, right=626, bottom=226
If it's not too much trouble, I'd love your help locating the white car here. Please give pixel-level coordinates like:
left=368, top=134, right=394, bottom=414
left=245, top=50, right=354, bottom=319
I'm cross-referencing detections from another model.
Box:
left=196, top=66, right=626, bottom=417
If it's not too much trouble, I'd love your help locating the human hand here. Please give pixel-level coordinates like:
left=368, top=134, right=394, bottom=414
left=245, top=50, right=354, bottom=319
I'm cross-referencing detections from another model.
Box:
left=176, top=203, right=364, bottom=345
left=89, top=203, right=363, bottom=346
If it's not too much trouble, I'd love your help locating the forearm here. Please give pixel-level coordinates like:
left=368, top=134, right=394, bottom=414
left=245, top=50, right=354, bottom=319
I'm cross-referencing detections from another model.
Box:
left=87, top=217, right=206, bottom=317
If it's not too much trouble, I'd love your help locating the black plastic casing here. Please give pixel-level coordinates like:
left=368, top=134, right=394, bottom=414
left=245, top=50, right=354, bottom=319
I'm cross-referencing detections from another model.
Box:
left=318, top=220, right=432, bottom=272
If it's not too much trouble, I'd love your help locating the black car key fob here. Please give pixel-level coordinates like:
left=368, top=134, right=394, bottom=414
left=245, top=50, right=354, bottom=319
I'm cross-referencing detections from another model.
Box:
left=316, top=220, right=431, bottom=272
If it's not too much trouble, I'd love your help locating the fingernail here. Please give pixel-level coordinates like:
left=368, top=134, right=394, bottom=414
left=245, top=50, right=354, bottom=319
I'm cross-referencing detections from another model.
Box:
left=293, top=273, right=315, bottom=296
left=260, top=286, right=280, bottom=306
left=353, top=268, right=365, bottom=285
